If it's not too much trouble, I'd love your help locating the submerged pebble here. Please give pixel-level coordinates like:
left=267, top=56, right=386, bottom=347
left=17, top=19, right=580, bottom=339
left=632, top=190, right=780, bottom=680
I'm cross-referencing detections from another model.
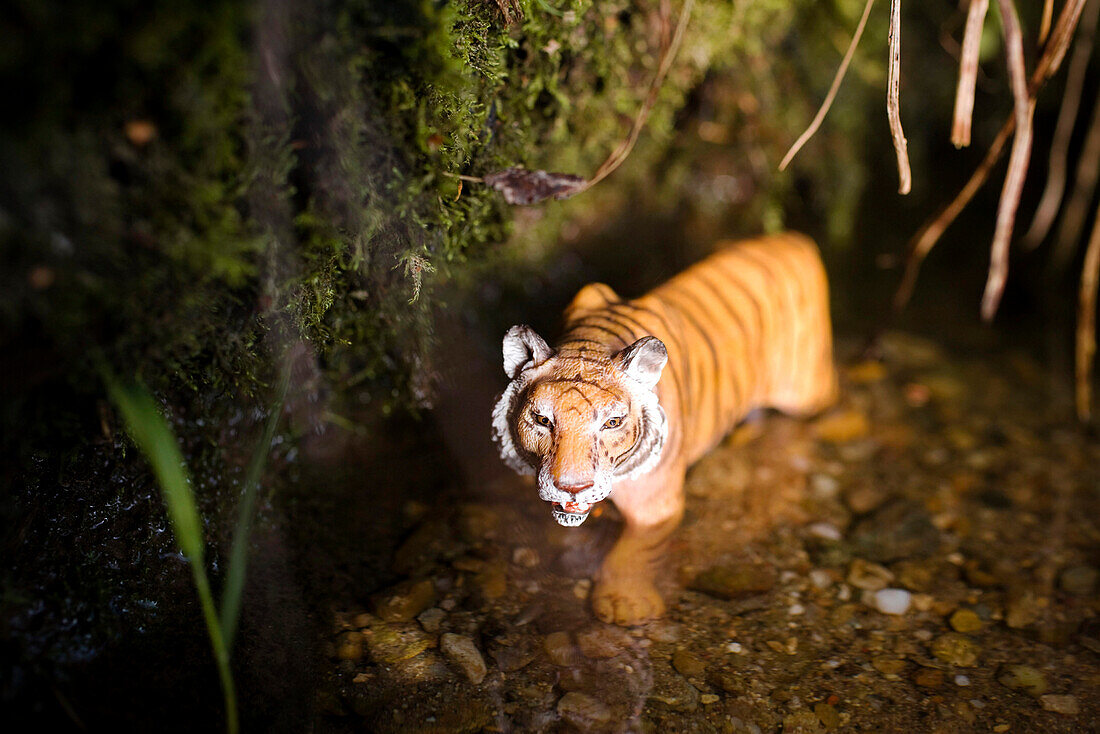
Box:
left=872, top=588, right=911, bottom=615
left=440, top=633, right=487, bottom=684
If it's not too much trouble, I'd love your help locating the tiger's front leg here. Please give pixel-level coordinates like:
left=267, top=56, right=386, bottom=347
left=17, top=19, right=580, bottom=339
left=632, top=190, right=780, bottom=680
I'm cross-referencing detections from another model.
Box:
left=592, top=463, right=685, bottom=625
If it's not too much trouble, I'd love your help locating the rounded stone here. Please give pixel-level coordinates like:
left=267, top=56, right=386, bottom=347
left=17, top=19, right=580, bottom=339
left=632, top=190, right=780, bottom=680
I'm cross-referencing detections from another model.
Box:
left=440, top=632, right=488, bottom=684
left=872, top=588, right=911, bottom=615
left=557, top=692, right=611, bottom=729
left=949, top=608, right=983, bottom=633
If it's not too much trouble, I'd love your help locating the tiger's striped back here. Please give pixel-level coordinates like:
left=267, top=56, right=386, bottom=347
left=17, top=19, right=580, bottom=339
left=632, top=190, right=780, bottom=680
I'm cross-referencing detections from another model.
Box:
left=557, top=232, right=836, bottom=464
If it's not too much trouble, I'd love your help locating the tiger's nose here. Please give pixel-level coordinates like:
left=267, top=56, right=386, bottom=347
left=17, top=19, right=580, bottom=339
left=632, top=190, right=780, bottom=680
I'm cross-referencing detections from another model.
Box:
left=557, top=480, right=594, bottom=495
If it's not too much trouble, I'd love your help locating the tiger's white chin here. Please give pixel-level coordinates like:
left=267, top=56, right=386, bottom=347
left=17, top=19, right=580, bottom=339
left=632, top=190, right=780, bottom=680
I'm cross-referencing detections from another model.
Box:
left=551, top=500, right=594, bottom=527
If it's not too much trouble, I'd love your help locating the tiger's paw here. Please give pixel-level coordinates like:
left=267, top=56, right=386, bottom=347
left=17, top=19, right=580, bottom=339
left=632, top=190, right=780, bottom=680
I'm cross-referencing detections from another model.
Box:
left=591, top=576, right=665, bottom=626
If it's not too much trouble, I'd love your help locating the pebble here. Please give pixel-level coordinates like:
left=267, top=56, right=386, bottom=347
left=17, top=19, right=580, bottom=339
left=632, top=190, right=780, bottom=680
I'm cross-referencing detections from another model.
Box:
left=930, top=633, right=979, bottom=667
left=373, top=579, right=436, bottom=623
left=872, top=656, right=906, bottom=677
left=725, top=641, right=743, bottom=654
left=996, top=664, right=1048, bottom=696
left=365, top=622, right=436, bottom=664
left=808, top=522, right=843, bottom=541
left=847, top=559, right=894, bottom=591
left=809, top=569, right=834, bottom=589
left=474, top=566, right=507, bottom=601
left=557, top=692, right=611, bottom=728
left=572, top=579, right=591, bottom=600
left=700, top=693, right=720, bottom=705
left=814, top=702, right=841, bottom=730
left=440, top=633, right=487, bottom=684
left=417, top=607, right=446, bottom=633
left=576, top=625, right=633, bottom=658
left=954, top=674, right=971, bottom=686
left=672, top=648, right=707, bottom=678
left=914, top=668, right=945, bottom=688
left=690, top=562, right=777, bottom=599
left=814, top=409, right=870, bottom=443
left=1060, top=565, right=1098, bottom=597
left=1039, top=694, right=1079, bottom=715
left=949, top=608, right=983, bottom=633
left=1005, top=590, right=1042, bottom=629
left=511, top=546, right=540, bottom=568
left=872, top=588, right=911, bottom=615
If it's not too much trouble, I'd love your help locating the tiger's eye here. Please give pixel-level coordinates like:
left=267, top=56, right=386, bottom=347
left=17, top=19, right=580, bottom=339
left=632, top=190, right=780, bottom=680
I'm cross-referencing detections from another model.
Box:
left=603, top=416, right=624, bottom=429
left=531, top=411, right=553, bottom=428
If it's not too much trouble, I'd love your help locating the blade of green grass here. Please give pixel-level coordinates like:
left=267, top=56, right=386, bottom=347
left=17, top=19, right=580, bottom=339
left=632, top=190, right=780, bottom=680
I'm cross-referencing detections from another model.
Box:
left=103, top=375, right=239, bottom=734
left=220, top=364, right=291, bottom=649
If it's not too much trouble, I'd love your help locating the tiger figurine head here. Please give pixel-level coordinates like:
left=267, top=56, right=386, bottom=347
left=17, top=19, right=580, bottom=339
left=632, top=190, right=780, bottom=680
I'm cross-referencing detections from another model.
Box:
left=491, top=324, right=669, bottom=527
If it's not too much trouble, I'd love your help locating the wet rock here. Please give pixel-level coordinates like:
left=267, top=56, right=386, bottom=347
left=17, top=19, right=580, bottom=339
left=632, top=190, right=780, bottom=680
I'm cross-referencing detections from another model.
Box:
left=847, top=559, right=894, bottom=591
left=489, top=635, right=538, bottom=672
left=814, top=701, right=841, bottom=730
left=1060, top=565, right=1098, bottom=597
left=872, top=656, right=906, bottom=677
left=440, top=632, right=487, bottom=684
left=844, top=482, right=888, bottom=514
left=473, top=565, right=507, bottom=601
left=783, top=708, right=825, bottom=733
left=700, top=693, right=720, bottom=705
left=814, top=409, right=870, bottom=443
left=996, top=664, right=1048, bottom=696
left=872, top=588, right=911, bottom=615
left=949, top=608, right=982, bottom=633
left=647, top=663, right=700, bottom=712
left=1005, top=589, right=1042, bottom=629
left=645, top=620, right=682, bottom=643
left=543, top=631, right=580, bottom=666
left=393, top=519, right=452, bottom=575
left=1039, top=694, right=1079, bottom=715
left=364, top=622, right=436, bottom=664
left=458, top=505, right=500, bottom=544
left=930, top=633, right=979, bottom=667
left=894, top=559, right=945, bottom=592
left=707, top=665, right=745, bottom=694
left=672, top=648, right=707, bottom=678
left=557, top=692, right=612, bottom=729
left=850, top=501, right=940, bottom=562
left=336, top=631, right=364, bottom=661
left=417, top=607, right=445, bottom=633
left=914, top=668, right=945, bottom=688
left=512, top=546, right=540, bottom=568
left=372, top=578, right=436, bottom=623
left=576, top=624, right=634, bottom=658
left=690, top=562, right=777, bottom=599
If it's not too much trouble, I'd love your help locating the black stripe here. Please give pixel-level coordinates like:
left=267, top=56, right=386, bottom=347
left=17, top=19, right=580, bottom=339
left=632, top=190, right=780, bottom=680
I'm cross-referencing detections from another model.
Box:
left=609, top=302, right=688, bottom=419
left=661, top=282, right=726, bottom=439
left=568, top=319, right=633, bottom=346
left=691, top=268, right=752, bottom=423
left=709, top=255, right=767, bottom=365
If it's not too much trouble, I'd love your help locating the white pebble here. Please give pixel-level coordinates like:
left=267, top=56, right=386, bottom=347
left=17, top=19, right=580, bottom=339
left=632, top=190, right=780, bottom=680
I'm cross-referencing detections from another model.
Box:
left=788, top=603, right=805, bottom=616
left=725, top=642, right=743, bottom=654
left=837, top=584, right=852, bottom=602
left=808, top=522, right=843, bottom=541
left=955, top=675, right=971, bottom=687
left=872, top=588, right=912, bottom=615
left=969, top=699, right=985, bottom=709
left=809, top=569, right=833, bottom=589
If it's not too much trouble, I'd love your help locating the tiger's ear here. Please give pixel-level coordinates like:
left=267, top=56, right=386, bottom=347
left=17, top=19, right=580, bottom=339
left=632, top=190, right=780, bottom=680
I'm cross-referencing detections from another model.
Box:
left=502, top=325, right=554, bottom=379
left=613, top=336, right=667, bottom=390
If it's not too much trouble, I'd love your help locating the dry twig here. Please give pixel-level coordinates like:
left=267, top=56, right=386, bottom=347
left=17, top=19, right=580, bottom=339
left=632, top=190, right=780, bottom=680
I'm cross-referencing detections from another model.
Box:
left=1023, top=0, right=1099, bottom=249
left=981, top=0, right=1033, bottom=321
left=779, top=0, right=876, bottom=171
left=887, top=0, right=912, bottom=194
left=951, top=0, right=988, bottom=148
left=1078, top=203, right=1100, bottom=421
left=893, top=0, right=1089, bottom=312
left=1040, top=0, right=1055, bottom=44
left=1052, top=92, right=1100, bottom=269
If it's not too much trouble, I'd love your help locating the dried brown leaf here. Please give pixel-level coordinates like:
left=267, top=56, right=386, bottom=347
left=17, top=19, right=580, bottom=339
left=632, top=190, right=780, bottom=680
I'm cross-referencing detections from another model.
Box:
left=483, top=167, right=588, bottom=205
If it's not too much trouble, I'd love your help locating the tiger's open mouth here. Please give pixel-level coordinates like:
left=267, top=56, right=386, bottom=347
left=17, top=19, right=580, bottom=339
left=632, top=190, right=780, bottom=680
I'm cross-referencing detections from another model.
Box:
left=551, top=500, right=593, bottom=527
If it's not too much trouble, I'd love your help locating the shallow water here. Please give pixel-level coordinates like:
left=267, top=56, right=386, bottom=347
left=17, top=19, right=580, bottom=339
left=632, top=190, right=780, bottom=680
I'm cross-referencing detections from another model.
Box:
left=304, top=315, right=1100, bottom=732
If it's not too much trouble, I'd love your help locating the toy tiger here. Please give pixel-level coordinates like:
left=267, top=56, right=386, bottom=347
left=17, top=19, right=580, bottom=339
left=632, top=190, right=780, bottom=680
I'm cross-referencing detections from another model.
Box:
left=491, top=233, right=838, bottom=625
